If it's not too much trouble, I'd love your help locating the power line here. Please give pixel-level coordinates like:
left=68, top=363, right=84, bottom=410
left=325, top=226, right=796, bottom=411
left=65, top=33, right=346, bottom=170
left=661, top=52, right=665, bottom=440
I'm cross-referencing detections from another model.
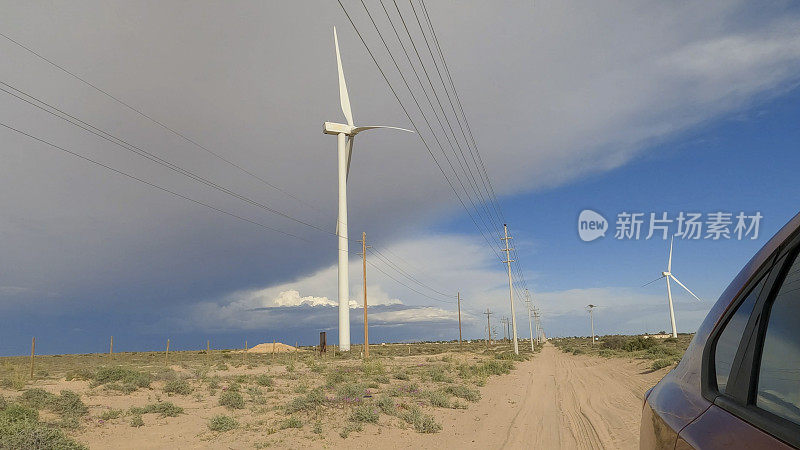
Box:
left=335, top=0, right=505, bottom=262
left=358, top=0, right=502, bottom=252
left=0, top=31, right=326, bottom=216
left=402, top=0, right=503, bottom=233
left=382, top=0, right=500, bottom=238
left=0, top=121, right=308, bottom=241
left=0, top=81, right=339, bottom=239
left=366, top=259, right=454, bottom=304
left=418, top=0, right=507, bottom=224
left=368, top=247, right=454, bottom=298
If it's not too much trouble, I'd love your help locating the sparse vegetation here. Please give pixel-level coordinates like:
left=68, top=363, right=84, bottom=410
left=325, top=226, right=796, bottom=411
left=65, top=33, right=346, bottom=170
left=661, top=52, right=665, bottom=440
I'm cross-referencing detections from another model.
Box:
left=163, top=379, right=192, bottom=395
left=552, top=333, right=692, bottom=369
left=208, top=414, right=238, bottom=432
left=218, top=390, right=245, bottom=410
left=129, top=402, right=184, bottom=418
left=349, top=403, right=379, bottom=423
left=0, top=340, right=536, bottom=446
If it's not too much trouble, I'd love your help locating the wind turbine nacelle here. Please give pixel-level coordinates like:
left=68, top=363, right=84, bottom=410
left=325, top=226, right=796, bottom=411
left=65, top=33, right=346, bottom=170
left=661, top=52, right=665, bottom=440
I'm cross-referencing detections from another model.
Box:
left=662, top=271, right=670, bottom=277
left=323, top=122, right=355, bottom=136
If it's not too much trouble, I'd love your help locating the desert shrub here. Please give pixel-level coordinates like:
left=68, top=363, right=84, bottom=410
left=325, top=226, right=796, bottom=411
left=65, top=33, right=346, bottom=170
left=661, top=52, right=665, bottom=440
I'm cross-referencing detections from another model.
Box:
left=285, top=388, right=326, bottom=414
left=651, top=358, right=674, bottom=370
left=388, top=382, right=421, bottom=397
left=99, top=409, right=123, bottom=420
left=93, top=367, right=151, bottom=391
left=374, top=374, right=390, bottom=384
left=51, top=390, right=88, bottom=417
left=427, top=366, right=453, bottom=383
left=336, top=383, right=366, bottom=401
left=325, top=370, right=347, bottom=386
left=598, top=349, right=614, bottom=357
left=281, top=416, right=303, bottom=429
left=393, top=370, right=410, bottom=380
left=495, top=351, right=525, bottom=361
left=472, top=360, right=513, bottom=377
left=339, top=422, right=362, bottom=438
left=375, top=395, right=394, bottom=415
left=218, top=391, right=244, bottom=410
left=163, top=379, right=193, bottom=395
left=208, top=414, right=238, bottom=432
left=0, top=403, right=39, bottom=423
left=215, top=362, right=229, bottom=371
left=57, top=415, right=80, bottom=429
left=130, top=414, right=144, bottom=427
left=399, top=405, right=441, bottom=433
left=255, top=374, right=273, bottom=387
left=65, top=368, right=94, bottom=381
left=350, top=404, right=379, bottom=423
left=0, top=416, right=86, bottom=449
left=572, top=348, right=585, bottom=355
left=361, top=360, right=385, bottom=376
left=20, top=388, right=55, bottom=409
left=444, top=384, right=480, bottom=402
left=130, top=402, right=183, bottom=418
left=424, top=390, right=450, bottom=408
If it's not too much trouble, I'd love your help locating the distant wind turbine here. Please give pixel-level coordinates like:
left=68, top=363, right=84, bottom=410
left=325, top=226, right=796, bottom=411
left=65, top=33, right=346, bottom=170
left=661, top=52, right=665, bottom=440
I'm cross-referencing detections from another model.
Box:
left=323, top=27, right=413, bottom=351
left=643, top=236, right=701, bottom=338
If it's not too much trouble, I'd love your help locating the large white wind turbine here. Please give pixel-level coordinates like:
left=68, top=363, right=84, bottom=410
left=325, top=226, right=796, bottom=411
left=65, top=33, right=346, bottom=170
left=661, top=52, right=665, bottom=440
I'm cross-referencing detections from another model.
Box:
left=643, top=236, right=701, bottom=338
left=323, top=27, right=412, bottom=351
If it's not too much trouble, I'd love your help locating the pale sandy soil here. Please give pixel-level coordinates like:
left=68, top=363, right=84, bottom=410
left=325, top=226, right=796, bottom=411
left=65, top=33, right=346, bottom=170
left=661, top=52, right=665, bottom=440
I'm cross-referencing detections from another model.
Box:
left=2, top=343, right=668, bottom=449
left=340, top=343, right=668, bottom=450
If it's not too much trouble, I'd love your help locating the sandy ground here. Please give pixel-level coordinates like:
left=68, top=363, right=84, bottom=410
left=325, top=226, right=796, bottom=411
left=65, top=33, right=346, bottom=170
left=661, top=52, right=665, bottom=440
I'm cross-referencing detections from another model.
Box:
left=4, top=343, right=668, bottom=449
left=343, top=343, right=668, bottom=450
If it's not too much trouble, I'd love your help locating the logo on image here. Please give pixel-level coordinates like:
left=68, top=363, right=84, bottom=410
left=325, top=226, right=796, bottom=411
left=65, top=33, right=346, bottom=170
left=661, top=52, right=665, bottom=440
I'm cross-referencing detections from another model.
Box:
left=578, top=210, right=608, bottom=242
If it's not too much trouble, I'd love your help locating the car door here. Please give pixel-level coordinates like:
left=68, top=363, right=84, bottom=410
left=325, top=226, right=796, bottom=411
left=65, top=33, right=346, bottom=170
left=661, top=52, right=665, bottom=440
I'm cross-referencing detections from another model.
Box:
left=678, top=236, right=800, bottom=449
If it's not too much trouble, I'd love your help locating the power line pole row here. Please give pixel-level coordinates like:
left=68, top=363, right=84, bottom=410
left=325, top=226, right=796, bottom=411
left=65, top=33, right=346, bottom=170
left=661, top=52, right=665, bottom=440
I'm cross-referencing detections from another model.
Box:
left=502, top=224, right=519, bottom=355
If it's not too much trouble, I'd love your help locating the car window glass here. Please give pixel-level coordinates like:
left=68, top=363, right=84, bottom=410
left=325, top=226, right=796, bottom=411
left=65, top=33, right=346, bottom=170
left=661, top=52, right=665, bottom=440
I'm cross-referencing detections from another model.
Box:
left=714, top=276, right=765, bottom=393
left=757, top=253, right=800, bottom=425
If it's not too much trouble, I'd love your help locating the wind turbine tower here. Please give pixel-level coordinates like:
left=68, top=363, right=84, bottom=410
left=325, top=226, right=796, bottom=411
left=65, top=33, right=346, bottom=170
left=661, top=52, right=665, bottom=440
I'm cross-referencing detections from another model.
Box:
left=643, top=236, right=702, bottom=338
left=587, top=304, right=597, bottom=345
left=323, top=27, right=412, bottom=351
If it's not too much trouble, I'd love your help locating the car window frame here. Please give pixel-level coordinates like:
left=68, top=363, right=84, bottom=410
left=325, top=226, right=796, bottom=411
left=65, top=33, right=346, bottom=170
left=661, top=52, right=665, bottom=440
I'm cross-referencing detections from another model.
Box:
left=702, top=230, right=800, bottom=448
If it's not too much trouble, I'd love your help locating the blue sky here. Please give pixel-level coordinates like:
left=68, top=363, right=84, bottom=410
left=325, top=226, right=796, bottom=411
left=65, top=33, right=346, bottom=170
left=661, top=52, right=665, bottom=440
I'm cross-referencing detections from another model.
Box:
left=440, top=84, right=800, bottom=338
left=1, top=1, right=799, bottom=355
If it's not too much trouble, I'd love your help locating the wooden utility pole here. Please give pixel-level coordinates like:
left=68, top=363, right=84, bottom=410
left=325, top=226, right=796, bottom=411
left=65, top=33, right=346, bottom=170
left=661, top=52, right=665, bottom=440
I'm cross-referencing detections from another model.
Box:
left=206, top=340, right=210, bottom=364
left=457, top=292, right=462, bottom=350
left=483, top=309, right=492, bottom=349
left=29, top=337, right=35, bottom=379
left=501, top=224, right=519, bottom=355
left=524, top=290, right=535, bottom=352
left=165, top=339, right=170, bottom=365
left=109, top=336, right=113, bottom=355
left=360, top=232, right=370, bottom=358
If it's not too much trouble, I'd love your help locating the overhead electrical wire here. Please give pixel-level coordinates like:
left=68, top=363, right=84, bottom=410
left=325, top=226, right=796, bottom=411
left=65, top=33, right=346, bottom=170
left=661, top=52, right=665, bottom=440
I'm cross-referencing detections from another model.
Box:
left=0, top=31, right=326, bottom=217
left=335, top=0, right=506, bottom=263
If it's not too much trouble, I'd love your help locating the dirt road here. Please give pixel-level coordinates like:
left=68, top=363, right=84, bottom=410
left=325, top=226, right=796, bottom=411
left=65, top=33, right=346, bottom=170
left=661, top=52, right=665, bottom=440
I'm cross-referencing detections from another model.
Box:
left=353, top=343, right=668, bottom=449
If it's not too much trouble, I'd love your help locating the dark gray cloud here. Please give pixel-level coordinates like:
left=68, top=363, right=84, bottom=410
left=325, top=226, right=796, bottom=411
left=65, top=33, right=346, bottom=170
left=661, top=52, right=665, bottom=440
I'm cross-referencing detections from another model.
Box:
left=0, top=1, right=799, bottom=353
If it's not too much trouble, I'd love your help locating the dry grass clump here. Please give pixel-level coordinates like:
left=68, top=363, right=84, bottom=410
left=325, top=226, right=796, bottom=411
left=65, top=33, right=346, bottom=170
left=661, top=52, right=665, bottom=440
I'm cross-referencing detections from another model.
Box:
left=129, top=402, right=183, bottom=418
left=208, top=414, right=238, bottom=432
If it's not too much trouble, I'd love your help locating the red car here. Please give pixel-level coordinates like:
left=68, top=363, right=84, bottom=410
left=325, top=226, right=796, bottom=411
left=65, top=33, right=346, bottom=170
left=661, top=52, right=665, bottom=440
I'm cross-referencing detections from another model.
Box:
left=641, top=212, right=800, bottom=449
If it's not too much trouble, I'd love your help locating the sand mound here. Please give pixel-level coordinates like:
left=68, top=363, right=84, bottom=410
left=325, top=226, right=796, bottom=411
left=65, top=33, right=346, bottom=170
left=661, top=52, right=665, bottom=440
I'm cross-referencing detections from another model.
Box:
left=247, top=342, right=297, bottom=353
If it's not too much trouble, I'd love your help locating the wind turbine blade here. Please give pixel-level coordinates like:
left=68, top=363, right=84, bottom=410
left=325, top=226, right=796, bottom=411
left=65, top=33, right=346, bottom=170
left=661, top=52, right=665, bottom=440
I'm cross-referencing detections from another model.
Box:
left=642, top=275, right=666, bottom=287
left=669, top=274, right=701, bottom=301
left=351, top=125, right=414, bottom=135
left=333, top=27, right=353, bottom=126
left=345, top=136, right=353, bottom=181
left=668, top=235, right=674, bottom=272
